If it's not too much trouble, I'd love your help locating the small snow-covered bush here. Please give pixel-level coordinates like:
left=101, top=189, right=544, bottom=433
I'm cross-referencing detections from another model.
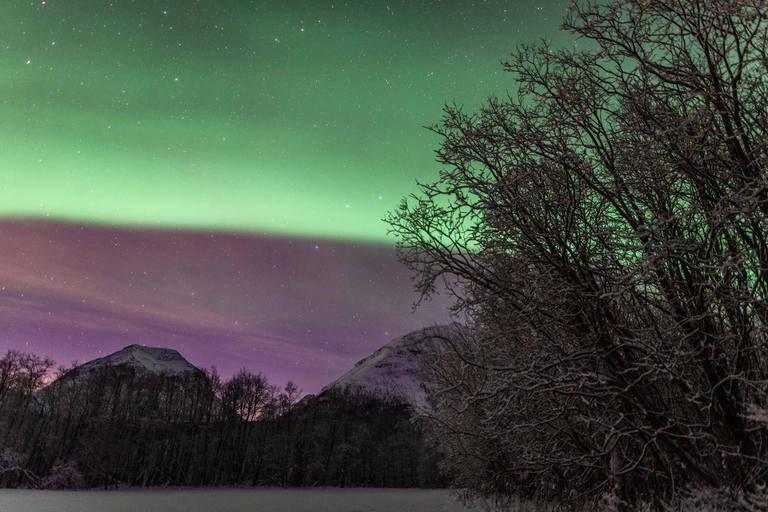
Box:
left=671, top=487, right=768, bottom=512
left=459, top=487, right=768, bottom=512
left=593, top=487, right=768, bottom=512
left=0, top=447, right=39, bottom=486
left=39, top=460, right=85, bottom=490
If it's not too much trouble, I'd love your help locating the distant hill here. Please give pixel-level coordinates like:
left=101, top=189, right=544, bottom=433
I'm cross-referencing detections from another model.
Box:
left=49, top=325, right=467, bottom=409
left=38, top=343, right=217, bottom=424
left=317, top=323, right=467, bottom=409
left=61, top=344, right=203, bottom=379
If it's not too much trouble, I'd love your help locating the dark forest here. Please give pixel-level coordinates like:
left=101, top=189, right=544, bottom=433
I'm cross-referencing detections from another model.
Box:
left=0, top=350, right=441, bottom=490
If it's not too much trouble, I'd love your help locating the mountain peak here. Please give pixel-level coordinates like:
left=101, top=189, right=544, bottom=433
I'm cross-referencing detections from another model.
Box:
left=319, top=323, right=468, bottom=409
left=67, top=344, right=201, bottom=378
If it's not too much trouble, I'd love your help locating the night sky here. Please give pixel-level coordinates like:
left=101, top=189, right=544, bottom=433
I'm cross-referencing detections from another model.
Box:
left=1, top=0, right=569, bottom=392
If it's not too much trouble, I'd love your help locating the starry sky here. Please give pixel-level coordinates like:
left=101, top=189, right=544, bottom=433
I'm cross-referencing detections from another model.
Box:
left=0, top=0, right=570, bottom=392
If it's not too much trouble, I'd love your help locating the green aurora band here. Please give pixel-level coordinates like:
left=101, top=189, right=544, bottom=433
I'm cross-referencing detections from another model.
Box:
left=1, top=0, right=569, bottom=241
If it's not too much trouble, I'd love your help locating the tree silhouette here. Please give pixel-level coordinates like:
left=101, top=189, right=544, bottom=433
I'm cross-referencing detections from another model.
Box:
left=387, top=0, right=768, bottom=508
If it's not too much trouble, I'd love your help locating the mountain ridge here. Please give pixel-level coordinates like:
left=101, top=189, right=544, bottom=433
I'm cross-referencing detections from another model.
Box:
left=63, top=344, right=202, bottom=378
left=317, top=322, right=466, bottom=408
left=51, top=323, right=466, bottom=407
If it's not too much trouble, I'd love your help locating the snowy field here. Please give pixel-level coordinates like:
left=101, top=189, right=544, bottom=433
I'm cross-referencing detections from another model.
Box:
left=0, top=488, right=480, bottom=512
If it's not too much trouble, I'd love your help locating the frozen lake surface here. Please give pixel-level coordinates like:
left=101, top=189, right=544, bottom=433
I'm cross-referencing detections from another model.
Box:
left=0, top=487, right=480, bottom=512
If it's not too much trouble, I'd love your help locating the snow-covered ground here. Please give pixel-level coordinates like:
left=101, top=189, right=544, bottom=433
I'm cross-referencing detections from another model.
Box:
left=0, top=488, right=480, bottom=512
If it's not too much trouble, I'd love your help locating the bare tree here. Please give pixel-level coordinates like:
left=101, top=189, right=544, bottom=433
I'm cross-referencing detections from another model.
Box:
left=387, top=0, right=768, bottom=508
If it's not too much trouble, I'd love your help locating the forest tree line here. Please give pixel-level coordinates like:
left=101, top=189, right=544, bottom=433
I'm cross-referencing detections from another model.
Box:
left=0, top=349, right=443, bottom=489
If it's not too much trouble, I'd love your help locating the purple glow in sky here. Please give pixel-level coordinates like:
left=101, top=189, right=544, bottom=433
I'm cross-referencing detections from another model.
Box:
left=0, top=220, right=453, bottom=393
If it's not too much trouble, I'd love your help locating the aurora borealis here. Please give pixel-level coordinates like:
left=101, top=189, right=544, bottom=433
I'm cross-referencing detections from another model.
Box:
left=0, top=0, right=568, bottom=391
left=0, top=220, right=454, bottom=391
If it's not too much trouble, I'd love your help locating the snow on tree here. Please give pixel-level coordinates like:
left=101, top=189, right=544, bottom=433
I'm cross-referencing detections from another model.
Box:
left=387, top=0, right=768, bottom=508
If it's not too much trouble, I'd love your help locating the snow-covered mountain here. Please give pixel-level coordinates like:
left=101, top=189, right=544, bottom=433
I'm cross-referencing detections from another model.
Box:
left=318, top=323, right=466, bottom=409
left=53, top=325, right=466, bottom=410
left=65, top=344, right=202, bottom=378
